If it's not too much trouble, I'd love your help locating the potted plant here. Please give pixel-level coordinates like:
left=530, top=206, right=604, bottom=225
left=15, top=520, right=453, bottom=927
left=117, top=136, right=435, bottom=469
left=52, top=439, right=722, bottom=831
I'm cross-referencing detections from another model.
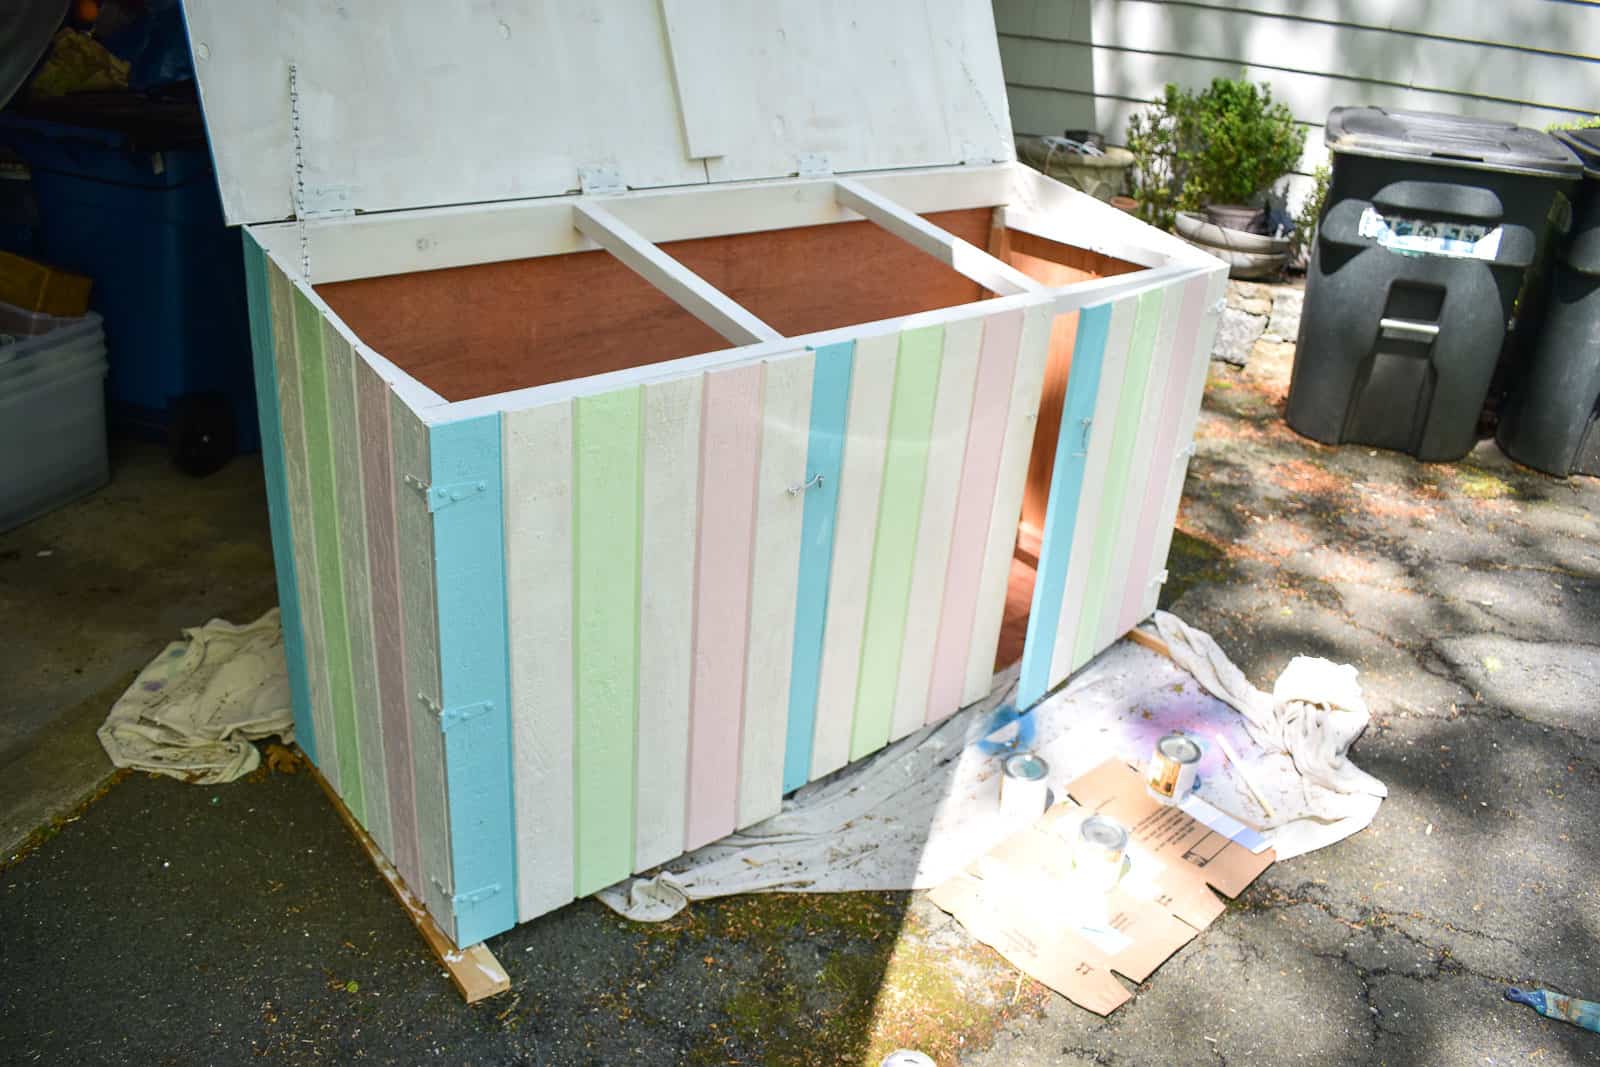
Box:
left=1125, top=77, right=1306, bottom=275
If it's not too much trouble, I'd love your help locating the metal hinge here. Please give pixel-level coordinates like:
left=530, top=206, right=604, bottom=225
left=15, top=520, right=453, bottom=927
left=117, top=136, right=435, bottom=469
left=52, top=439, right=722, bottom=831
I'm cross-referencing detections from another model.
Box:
left=451, top=883, right=503, bottom=912
left=960, top=141, right=999, bottom=166
left=418, top=696, right=494, bottom=732
left=300, top=184, right=356, bottom=220
left=403, top=475, right=488, bottom=513
left=578, top=164, right=625, bottom=195
left=797, top=153, right=832, bottom=178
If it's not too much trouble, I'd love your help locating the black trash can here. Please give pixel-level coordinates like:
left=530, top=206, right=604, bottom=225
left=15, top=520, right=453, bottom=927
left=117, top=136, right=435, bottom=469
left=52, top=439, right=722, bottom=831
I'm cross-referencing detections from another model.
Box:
left=1497, top=129, right=1600, bottom=477
left=1287, top=108, right=1581, bottom=462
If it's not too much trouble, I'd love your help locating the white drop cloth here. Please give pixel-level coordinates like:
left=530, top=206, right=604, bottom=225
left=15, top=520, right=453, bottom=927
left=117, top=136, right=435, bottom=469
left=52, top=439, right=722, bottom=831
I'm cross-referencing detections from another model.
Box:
left=97, top=609, right=293, bottom=784
left=599, top=614, right=1385, bottom=921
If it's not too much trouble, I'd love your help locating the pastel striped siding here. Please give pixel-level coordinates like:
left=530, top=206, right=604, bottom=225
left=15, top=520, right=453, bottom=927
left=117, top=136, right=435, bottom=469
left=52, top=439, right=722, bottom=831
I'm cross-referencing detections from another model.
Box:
left=429, top=413, right=517, bottom=945
left=783, top=342, right=853, bottom=793
left=240, top=237, right=315, bottom=765
left=1050, top=294, right=1140, bottom=682
left=1115, top=272, right=1211, bottom=634
left=504, top=399, right=576, bottom=919
left=1016, top=302, right=1110, bottom=709
left=265, top=264, right=336, bottom=790
left=926, top=310, right=1023, bottom=724
left=354, top=355, right=422, bottom=899
left=1070, top=287, right=1165, bottom=671
left=635, top=376, right=700, bottom=871
left=687, top=363, right=763, bottom=850
left=739, top=354, right=814, bottom=827
left=573, top=389, right=642, bottom=895
left=890, top=316, right=982, bottom=740
left=1094, top=283, right=1184, bottom=651
left=322, top=320, right=392, bottom=858
left=851, top=326, right=943, bottom=760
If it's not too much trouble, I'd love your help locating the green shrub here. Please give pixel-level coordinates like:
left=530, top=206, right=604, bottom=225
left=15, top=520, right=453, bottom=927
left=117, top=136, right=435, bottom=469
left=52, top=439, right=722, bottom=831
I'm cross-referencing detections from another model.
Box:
left=1289, top=163, right=1331, bottom=264
left=1125, top=77, right=1306, bottom=231
left=1546, top=115, right=1600, bottom=132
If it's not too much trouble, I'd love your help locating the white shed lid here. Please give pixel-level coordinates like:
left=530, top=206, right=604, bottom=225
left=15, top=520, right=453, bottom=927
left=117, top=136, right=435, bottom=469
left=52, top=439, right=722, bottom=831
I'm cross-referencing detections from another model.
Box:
left=180, top=0, right=1015, bottom=227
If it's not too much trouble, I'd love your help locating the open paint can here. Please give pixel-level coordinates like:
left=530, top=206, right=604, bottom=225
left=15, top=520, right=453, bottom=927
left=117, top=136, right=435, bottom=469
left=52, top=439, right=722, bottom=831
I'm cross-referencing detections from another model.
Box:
left=1146, top=732, right=1201, bottom=804
left=1073, top=814, right=1129, bottom=892
left=1000, top=752, right=1050, bottom=821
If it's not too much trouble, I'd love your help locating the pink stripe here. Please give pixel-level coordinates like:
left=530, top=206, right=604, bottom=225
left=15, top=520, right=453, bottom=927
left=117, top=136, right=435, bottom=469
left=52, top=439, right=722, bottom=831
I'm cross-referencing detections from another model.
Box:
left=355, top=359, right=422, bottom=895
left=685, top=363, right=763, bottom=850
left=1116, top=276, right=1208, bottom=633
left=926, top=310, right=1023, bottom=724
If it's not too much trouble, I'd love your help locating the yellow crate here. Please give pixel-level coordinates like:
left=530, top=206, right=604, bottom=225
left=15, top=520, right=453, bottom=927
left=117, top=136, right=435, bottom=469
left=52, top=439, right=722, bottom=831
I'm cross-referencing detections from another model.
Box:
left=0, top=250, right=92, bottom=317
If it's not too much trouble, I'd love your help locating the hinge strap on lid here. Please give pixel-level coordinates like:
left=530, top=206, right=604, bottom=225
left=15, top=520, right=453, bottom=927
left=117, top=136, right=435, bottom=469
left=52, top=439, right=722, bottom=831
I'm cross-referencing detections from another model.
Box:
left=288, top=62, right=310, bottom=279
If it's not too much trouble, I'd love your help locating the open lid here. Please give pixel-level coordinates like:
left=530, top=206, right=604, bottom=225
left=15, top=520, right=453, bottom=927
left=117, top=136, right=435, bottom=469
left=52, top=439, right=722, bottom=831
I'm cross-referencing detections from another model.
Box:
left=179, top=0, right=1014, bottom=227
left=1325, top=107, right=1581, bottom=180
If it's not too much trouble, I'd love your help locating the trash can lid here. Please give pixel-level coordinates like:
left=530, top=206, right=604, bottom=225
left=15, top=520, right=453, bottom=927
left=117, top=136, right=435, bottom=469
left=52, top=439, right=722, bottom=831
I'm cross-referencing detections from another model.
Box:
left=1326, top=107, right=1582, bottom=180
left=1553, top=128, right=1600, bottom=180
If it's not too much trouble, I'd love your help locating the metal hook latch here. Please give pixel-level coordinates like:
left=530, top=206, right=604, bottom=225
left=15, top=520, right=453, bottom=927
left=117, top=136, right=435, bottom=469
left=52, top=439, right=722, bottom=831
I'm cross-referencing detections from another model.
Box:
left=787, top=472, right=824, bottom=496
left=1071, top=416, right=1093, bottom=457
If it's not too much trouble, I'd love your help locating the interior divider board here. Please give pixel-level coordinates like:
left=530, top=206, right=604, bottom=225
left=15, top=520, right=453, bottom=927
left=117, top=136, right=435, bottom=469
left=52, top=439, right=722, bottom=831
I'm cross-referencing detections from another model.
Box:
left=961, top=302, right=1055, bottom=703
left=1016, top=300, right=1112, bottom=709
left=1094, top=280, right=1185, bottom=650
left=291, top=284, right=365, bottom=820
left=389, top=394, right=456, bottom=935
left=428, top=412, right=517, bottom=944
left=323, top=320, right=393, bottom=857
left=925, top=309, right=1024, bottom=724
left=354, top=354, right=423, bottom=898
left=1069, top=287, right=1166, bottom=671
left=890, top=316, right=983, bottom=740
left=573, top=201, right=782, bottom=346
left=850, top=326, right=945, bottom=759
left=782, top=341, right=854, bottom=794
left=808, top=332, right=897, bottom=780
left=834, top=178, right=1044, bottom=297
left=241, top=238, right=317, bottom=764
left=635, top=376, right=701, bottom=870
left=266, top=261, right=337, bottom=787
left=503, top=399, right=577, bottom=919
left=572, top=388, right=642, bottom=896
left=1130, top=267, right=1230, bottom=629
left=1114, top=272, right=1212, bottom=635
left=1050, top=294, right=1140, bottom=682
left=686, top=362, right=762, bottom=849
left=737, top=354, right=814, bottom=826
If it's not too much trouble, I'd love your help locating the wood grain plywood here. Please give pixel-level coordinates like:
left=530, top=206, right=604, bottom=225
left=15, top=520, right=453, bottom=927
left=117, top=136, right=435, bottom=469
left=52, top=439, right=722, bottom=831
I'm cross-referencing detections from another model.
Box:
left=315, top=210, right=992, bottom=403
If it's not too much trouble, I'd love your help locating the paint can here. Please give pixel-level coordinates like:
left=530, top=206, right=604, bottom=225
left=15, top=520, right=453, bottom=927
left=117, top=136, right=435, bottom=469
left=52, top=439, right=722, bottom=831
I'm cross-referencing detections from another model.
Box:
left=880, top=1052, right=937, bottom=1067
left=1000, top=752, right=1050, bottom=821
left=1073, top=814, right=1129, bottom=891
left=1146, top=732, right=1201, bottom=804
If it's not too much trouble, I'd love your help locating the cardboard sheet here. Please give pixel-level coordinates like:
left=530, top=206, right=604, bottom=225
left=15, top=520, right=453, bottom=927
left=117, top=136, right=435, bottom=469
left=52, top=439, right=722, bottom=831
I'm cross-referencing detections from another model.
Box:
left=928, top=758, right=1275, bottom=1015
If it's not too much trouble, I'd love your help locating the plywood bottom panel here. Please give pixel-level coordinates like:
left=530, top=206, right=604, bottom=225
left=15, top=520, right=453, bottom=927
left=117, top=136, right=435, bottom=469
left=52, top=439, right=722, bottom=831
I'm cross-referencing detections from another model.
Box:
left=996, top=554, right=1035, bottom=674
left=317, top=209, right=994, bottom=403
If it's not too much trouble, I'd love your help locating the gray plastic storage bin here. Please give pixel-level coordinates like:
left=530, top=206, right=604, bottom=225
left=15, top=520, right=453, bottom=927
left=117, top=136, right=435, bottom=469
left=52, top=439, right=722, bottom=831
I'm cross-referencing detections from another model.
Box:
left=0, top=308, right=109, bottom=531
left=1497, top=128, right=1600, bottom=477
left=1287, top=108, right=1582, bottom=462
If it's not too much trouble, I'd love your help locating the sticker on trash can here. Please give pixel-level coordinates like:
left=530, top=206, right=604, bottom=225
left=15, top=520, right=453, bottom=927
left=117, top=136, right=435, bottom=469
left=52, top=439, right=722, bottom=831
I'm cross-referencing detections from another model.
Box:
left=1358, top=206, right=1503, bottom=260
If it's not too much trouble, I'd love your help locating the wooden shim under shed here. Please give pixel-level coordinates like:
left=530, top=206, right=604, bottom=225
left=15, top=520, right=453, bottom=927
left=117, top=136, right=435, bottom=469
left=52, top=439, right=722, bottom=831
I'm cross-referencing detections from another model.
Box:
left=1125, top=626, right=1173, bottom=661
left=303, top=748, right=511, bottom=1004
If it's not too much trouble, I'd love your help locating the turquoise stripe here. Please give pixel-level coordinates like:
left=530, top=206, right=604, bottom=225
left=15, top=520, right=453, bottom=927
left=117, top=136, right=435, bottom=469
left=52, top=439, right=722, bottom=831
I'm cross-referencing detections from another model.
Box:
left=240, top=237, right=317, bottom=764
left=430, top=413, right=518, bottom=945
left=783, top=342, right=854, bottom=793
left=1018, top=303, right=1113, bottom=709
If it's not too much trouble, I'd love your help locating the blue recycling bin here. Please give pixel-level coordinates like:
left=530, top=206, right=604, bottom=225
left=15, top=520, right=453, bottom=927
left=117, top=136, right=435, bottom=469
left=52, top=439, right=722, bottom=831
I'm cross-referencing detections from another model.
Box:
left=0, top=102, right=257, bottom=460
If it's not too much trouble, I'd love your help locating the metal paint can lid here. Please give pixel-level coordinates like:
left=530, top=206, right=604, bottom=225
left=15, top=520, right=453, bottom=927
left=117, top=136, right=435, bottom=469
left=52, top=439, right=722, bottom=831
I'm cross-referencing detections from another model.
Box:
left=1003, top=752, right=1049, bottom=782
left=1079, top=814, right=1129, bottom=854
left=1157, top=732, right=1201, bottom=765
left=880, top=1052, right=937, bottom=1067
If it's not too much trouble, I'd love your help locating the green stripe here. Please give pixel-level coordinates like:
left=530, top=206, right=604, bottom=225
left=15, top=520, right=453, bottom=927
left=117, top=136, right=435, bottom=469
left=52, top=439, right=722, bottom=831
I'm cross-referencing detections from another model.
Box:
left=850, top=326, right=944, bottom=760
left=293, top=290, right=364, bottom=823
left=573, top=387, right=642, bottom=896
left=1072, top=289, right=1165, bottom=669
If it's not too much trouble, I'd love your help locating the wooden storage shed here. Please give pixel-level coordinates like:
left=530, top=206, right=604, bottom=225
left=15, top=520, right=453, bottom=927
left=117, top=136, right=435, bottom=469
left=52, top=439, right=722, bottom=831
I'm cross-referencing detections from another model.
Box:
left=182, top=0, right=1225, bottom=947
